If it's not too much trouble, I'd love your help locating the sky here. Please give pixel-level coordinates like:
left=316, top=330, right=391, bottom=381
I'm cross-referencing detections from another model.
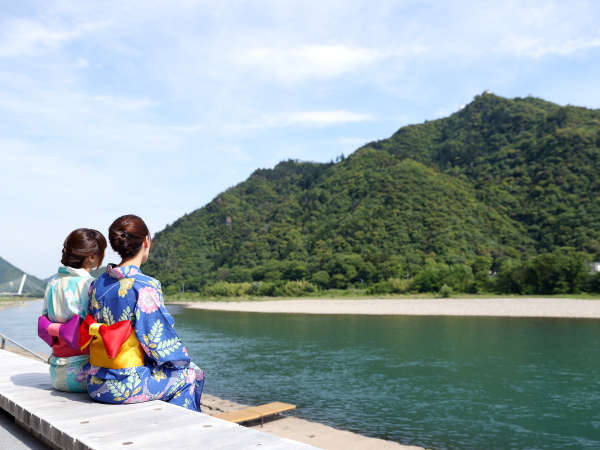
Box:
left=2, top=0, right=600, bottom=278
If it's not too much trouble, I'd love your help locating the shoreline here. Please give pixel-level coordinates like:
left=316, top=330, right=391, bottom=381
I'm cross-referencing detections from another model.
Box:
left=201, top=394, right=417, bottom=449
left=174, top=297, right=600, bottom=318
left=0, top=299, right=31, bottom=311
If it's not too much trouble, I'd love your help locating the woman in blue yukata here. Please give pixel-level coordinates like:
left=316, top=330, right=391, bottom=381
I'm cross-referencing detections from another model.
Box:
left=83, top=214, right=204, bottom=411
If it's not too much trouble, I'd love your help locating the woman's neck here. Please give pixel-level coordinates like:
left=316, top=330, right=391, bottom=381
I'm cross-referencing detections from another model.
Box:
left=119, top=253, right=143, bottom=268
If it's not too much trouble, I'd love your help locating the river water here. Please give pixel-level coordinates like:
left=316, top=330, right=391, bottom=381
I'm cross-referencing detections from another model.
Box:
left=2, top=300, right=599, bottom=449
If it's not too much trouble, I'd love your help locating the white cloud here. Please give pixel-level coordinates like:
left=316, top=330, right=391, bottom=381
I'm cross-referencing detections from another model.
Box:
left=0, top=19, right=108, bottom=57
left=230, top=110, right=375, bottom=130
left=237, top=45, right=388, bottom=83
left=167, top=123, right=207, bottom=133
left=282, top=110, right=374, bottom=126
left=435, top=1, right=600, bottom=60
left=168, top=110, right=374, bottom=134
left=88, top=94, right=159, bottom=111
left=75, top=57, right=89, bottom=68
left=499, top=36, right=600, bottom=58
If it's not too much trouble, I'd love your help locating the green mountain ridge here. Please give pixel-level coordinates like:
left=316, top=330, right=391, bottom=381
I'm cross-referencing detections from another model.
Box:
left=144, top=93, right=600, bottom=294
left=375, top=94, right=600, bottom=250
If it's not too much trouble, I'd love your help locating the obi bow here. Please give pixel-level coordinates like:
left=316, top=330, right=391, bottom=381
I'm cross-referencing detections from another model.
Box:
left=78, top=315, right=134, bottom=359
left=38, top=314, right=81, bottom=349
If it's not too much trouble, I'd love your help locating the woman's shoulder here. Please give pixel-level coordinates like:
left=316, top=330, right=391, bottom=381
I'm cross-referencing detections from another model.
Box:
left=133, top=272, right=162, bottom=292
left=50, top=266, right=93, bottom=295
left=58, top=265, right=93, bottom=280
left=93, top=265, right=162, bottom=298
left=103, top=265, right=162, bottom=291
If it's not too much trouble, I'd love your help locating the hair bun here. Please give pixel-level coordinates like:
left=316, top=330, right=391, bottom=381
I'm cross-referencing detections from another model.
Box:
left=109, top=215, right=150, bottom=259
left=61, top=228, right=107, bottom=269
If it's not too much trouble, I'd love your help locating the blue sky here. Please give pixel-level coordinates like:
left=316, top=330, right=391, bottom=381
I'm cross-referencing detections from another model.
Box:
left=2, top=0, right=600, bottom=278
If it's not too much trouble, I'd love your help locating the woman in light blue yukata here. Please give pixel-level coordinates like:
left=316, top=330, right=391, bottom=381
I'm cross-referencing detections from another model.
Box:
left=39, top=228, right=107, bottom=392
left=83, top=214, right=204, bottom=411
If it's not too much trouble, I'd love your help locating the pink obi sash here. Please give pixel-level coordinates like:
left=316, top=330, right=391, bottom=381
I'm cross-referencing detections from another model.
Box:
left=38, top=315, right=88, bottom=358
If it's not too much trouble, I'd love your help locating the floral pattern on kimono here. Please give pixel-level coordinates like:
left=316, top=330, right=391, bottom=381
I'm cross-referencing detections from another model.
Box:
left=85, top=264, right=204, bottom=411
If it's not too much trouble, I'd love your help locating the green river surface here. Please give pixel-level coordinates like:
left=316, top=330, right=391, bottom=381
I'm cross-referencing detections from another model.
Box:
left=2, top=300, right=599, bottom=449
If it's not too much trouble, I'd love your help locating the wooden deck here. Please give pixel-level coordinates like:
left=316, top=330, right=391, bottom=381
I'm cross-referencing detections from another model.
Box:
left=0, top=349, right=313, bottom=449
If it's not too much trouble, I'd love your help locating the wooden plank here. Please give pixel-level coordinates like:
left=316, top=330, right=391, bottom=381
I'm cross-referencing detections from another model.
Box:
left=216, top=407, right=263, bottom=423
left=216, top=402, right=296, bottom=424
left=253, top=402, right=296, bottom=416
left=0, top=349, right=313, bottom=449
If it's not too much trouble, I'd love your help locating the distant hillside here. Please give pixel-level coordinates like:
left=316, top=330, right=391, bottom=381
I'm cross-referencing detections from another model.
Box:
left=0, top=256, right=45, bottom=296
left=144, top=93, right=600, bottom=294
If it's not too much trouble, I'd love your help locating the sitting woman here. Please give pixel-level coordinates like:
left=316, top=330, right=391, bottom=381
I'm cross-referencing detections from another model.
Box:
left=83, top=214, right=204, bottom=411
left=39, top=228, right=107, bottom=392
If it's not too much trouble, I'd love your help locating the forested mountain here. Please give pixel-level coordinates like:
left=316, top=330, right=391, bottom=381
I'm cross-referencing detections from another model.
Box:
left=0, top=256, right=45, bottom=296
left=145, top=93, right=600, bottom=295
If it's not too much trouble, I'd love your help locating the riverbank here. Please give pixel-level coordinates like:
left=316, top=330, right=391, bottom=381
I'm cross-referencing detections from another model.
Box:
left=175, top=297, right=600, bottom=318
left=0, top=298, right=31, bottom=311
left=202, top=394, right=417, bottom=449
left=0, top=297, right=42, bottom=312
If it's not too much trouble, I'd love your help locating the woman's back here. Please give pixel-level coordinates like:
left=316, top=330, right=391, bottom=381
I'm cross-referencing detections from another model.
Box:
left=89, top=264, right=189, bottom=369
left=90, top=265, right=141, bottom=325
left=44, top=265, right=92, bottom=323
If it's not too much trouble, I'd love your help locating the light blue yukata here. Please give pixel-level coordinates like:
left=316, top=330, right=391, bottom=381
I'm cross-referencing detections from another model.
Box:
left=85, top=264, right=204, bottom=411
left=42, top=265, right=93, bottom=392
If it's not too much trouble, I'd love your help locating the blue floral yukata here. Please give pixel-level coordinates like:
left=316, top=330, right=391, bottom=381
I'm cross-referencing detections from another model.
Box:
left=85, top=264, right=204, bottom=411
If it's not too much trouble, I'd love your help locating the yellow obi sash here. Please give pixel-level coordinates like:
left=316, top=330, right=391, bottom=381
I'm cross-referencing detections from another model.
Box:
left=79, top=315, right=144, bottom=369
left=89, top=330, right=144, bottom=369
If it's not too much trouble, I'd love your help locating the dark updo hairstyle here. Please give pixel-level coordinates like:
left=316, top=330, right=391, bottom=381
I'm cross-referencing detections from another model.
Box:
left=109, top=215, right=151, bottom=259
left=61, top=229, right=107, bottom=269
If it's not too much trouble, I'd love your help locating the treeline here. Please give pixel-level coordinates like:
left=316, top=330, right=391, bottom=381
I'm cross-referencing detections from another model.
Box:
left=375, top=248, right=600, bottom=296
left=163, top=247, right=600, bottom=297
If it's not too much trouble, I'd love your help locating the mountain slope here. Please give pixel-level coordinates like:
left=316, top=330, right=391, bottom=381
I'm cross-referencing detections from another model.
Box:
left=144, top=93, right=600, bottom=293
left=372, top=93, right=600, bottom=251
